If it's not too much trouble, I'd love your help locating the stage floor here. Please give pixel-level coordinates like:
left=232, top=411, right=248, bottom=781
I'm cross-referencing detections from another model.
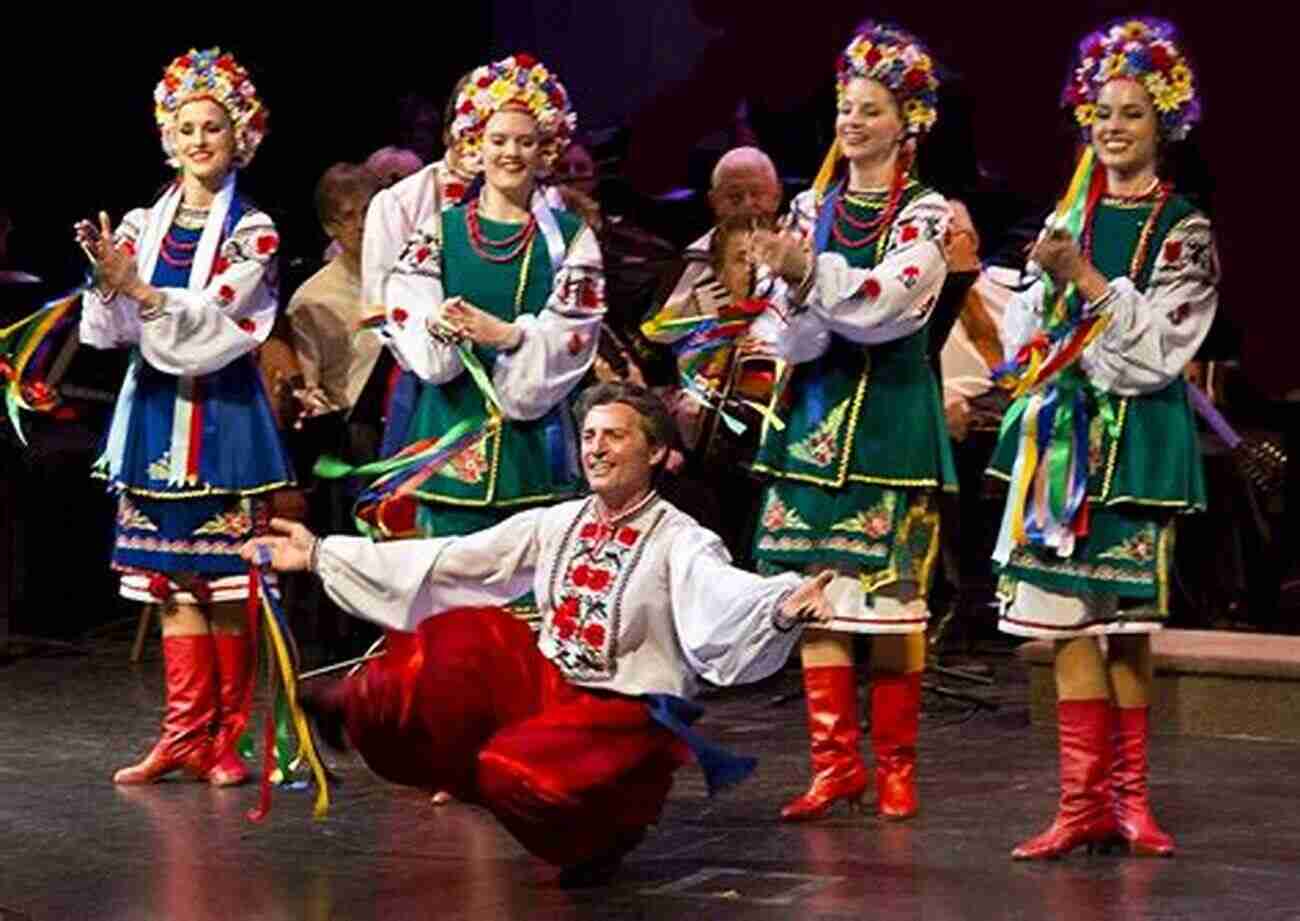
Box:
left=3, top=633, right=1299, bottom=921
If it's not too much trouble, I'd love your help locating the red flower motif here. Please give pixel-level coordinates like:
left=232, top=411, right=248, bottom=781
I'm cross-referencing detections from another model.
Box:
left=251, top=110, right=268, bottom=132
left=566, top=332, right=586, bottom=356
left=571, top=564, right=591, bottom=587
left=256, top=234, right=279, bottom=255
left=586, top=569, right=611, bottom=592
left=121, top=239, right=137, bottom=257
left=865, top=48, right=882, bottom=67
left=859, top=277, right=882, bottom=300
left=415, top=246, right=431, bottom=264
left=212, top=255, right=230, bottom=274
left=1163, top=240, right=1183, bottom=263
left=147, top=573, right=173, bottom=601
left=391, top=307, right=409, bottom=327
left=579, top=522, right=601, bottom=540
left=902, top=266, right=920, bottom=282
left=237, top=317, right=256, bottom=333
left=514, top=53, right=537, bottom=69
left=903, top=69, right=928, bottom=92
left=444, top=182, right=466, bottom=203
left=616, top=527, right=640, bottom=547
left=218, top=284, right=236, bottom=304
left=1169, top=302, right=1191, bottom=326
left=579, top=282, right=601, bottom=308
left=1149, top=45, right=1172, bottom=71
left=459, top=99, right=474, bottom=114
left=582, top=623, right=607, bottom=648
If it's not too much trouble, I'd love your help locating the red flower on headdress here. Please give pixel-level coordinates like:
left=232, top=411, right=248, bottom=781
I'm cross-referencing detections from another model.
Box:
left=514, top=53, right=537, bottom=69
left=250, top=110, right=268, bottom=132
left=459, top=99, right=475, bottom=114
left=865, top=47, right=882, bottom=68
left=859, top=277, right=882, bottom=300
left=256, top=233, right=278, bottom=255
left=903, top=69, right=928, bottom=91
left=218, top=285, right=236, bottom=304
left=1163, top=240, right=1183, bottom=263
left=1149, top=45, right=1173, bottom=71
left=476, top=74, right=493, bottom=88
left=582, top=623, right=606, bottom=648
left=237, top=317, right=256, bottom=333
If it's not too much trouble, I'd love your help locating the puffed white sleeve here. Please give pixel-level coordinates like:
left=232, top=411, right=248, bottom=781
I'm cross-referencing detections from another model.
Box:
left=491, top=223, right=606, bottom=420
left=999, top=277, right=1047, bottom=362
left=79, top=208, right=149, bottom=350
left=314, top=507, right=546, bottom=632
left=374, top=219, right=465, bottom=384
left=800, top=192, right=951, bottom=345
left=751, top=191, right=832, bottom=365
left=130, top=210, right=280, bottom=376
left=668, top=524, right=805, bottom=686
left=1080, top=213, right=1219, bottom=395
left=361, top=184, right=405, bottom=306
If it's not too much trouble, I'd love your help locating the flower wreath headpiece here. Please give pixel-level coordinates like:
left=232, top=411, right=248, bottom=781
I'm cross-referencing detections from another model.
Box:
left=836, top=22, right=940, bottom=137
left=1064, top=17, right=1199, bottom=141
left=154, top=48, right=268, bottom=169
left=449, top=53, right=577, bottom=171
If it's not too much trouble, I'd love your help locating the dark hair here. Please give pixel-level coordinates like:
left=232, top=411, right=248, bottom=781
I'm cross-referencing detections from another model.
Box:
left=574, top=382, right=677, bottom=452
left=314, top=163, right=380, bottom=227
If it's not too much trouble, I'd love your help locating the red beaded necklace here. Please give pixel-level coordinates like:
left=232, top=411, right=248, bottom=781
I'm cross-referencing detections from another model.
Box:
left=159, top=228, right=198, bottom=269
left=829, top=154, right=912, bottom=250
left=1081, top=179, right=1172, bottom=277
left=466, top=198, right=538, bottom=264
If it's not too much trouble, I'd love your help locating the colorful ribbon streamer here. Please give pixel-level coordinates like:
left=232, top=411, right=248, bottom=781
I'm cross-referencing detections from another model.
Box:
left=245, top=550, right=331, bottom=822
left=0, top=289, right=82, bottom=443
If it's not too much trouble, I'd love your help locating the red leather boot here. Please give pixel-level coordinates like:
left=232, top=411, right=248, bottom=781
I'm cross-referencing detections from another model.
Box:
left=1112, top=705, right=1175, bottom=856
left=870, top=670, right=921, bottom=820
left=208, top=632, right=254, bottom=786
left=113, top=634, right=217, bottom=784
left=1012, top=699, right=1120, bottom=859
left=780, top=665, right=869, bottom=821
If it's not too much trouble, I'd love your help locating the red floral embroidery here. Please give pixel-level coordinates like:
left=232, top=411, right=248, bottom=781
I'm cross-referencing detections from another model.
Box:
left=237, top=318, right=256, bottom=333
left=1169, top=302, right=1192, bottom=326
left=579, top=281, right=601, bottom=308
left=443, top=182, right=466, bottom=203
left=900, top=224, right=919, bottom=243
left=212, top=255, right=230, bottom=274
left=255, top=234, right=279, bottom=256
left=900, top=266, right=920, bottom=287
left=391, top=307, right=409, bottom=327
left=1163, top=240, right=1183, bottom=263
left=415, top=246, right=431, bottom=264
left=579, top=522, right=602, bottom=540
left=616, top=527, right=639, bottom=547
left=582, top=623, right=606, bottom=648
left=567, top=332, right=586, bottom=356
left=859, top=277, right=882, bottom=300
left=571, top=564, right=592, bottom=587
left=218, top=284, right=236, bottom=304
left=586, top=569, right=611, bottom=592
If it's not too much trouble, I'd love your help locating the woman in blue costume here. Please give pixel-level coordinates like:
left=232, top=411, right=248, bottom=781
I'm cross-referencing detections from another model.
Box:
left=77, top=48, right=292, bottom=787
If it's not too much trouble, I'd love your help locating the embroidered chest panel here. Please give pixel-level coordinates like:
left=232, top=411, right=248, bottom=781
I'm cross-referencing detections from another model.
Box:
left=544, top=500, right=666, bottom=682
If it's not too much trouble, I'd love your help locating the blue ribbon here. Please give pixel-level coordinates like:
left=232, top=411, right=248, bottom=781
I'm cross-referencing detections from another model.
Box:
left=642, top=694, right=756, bottom=796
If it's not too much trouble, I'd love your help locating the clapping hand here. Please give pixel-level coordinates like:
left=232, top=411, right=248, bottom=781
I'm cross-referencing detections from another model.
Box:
left=749, top=229, right=810, bottom=284
left=74, top=211, right=139, bottom=294
left=433, top=297, right=522, bottom=350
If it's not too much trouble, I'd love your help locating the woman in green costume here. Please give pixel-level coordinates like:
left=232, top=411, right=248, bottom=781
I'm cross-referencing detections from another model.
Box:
left=368, top=54, right=604, bottom=558
left=989, top=18, right=1217, bottom=860
left=747, top=22, right=956, bottom=823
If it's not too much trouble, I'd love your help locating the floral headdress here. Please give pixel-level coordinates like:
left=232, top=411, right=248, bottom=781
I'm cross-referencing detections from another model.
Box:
left=449, top=53, right=577, bottom=171
left=1064, top=18, right=1199, bottom=141
left=836, top=22, right=940, bottom=137
left=154, top=48, right=268, bottom=169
